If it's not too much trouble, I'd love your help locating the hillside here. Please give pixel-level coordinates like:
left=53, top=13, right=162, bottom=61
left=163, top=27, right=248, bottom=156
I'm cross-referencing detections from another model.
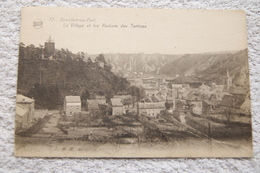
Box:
left=159, top=49, right=250, bottom=86
left=17, top=58, right=130, bottom=109
left=86, top=53, right=182, bottom=77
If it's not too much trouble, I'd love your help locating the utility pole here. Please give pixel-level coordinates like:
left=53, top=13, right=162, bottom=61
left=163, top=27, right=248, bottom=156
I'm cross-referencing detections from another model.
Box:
left=40, top=70, right=42, bottom=85
left=208, top=122, right=212, bottom=148
left=137, top=102, right=139, bottom=117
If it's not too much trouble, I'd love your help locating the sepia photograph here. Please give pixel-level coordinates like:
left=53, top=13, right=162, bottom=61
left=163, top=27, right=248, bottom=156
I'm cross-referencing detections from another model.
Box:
left=15, top=7, right=253, bottom=157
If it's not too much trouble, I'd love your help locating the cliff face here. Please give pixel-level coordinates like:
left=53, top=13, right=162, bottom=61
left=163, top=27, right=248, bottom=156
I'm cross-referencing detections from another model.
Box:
left=158, top=49, right=250, bottom=86
left=87, top=53, right=182, bottom=76
left=87, top=50, right=250, bottom=88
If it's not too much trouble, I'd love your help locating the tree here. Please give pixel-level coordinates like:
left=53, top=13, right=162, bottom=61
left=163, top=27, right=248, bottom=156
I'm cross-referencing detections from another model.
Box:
left=47, top=85, right=61, bottom=109
left=98, top=90, right=105, bottom=96
left=81, top=89, right=90, bottom=108
left=27, top=83, right=48, bottom=109
left=87, top=57, right=92, bottom=64
left=19, top=42, right=25, bottom=59
left=95, top=54, right=106, bottom=64
left=27, top=83, right=61, bottom=109
left=104, top=64, right=112, bottom=71
left=114, top=77, right=130, bottom=94
left=127, top=86, right=144, bottom=106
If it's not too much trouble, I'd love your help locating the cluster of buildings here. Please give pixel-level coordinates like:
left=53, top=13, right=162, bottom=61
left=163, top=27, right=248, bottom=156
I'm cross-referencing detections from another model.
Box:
left=62, top=70, right=251, bottom=120
left=15, top=70, right=250, bottom=134
left=127, top=70, right=250, bottom=118
left=63, top=95, right=133, bottom=117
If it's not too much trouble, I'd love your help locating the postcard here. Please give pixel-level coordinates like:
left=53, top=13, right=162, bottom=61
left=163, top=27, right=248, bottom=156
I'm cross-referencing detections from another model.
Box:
left=15, top=7, right=253, bottom=157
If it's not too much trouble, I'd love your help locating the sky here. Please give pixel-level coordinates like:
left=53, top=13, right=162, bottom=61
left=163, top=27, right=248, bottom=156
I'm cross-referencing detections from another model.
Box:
left=20, top=7, right=248, bottom=54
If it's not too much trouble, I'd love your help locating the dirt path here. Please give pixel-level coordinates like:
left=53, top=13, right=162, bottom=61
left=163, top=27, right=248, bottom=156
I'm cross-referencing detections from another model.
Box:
left=18, top=114, right=53, bottom=137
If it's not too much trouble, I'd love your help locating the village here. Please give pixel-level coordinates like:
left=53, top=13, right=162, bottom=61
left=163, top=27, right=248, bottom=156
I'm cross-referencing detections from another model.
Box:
left=15, top=37, right=252, bottom=155
left=15, top=69, right=252, bottom=145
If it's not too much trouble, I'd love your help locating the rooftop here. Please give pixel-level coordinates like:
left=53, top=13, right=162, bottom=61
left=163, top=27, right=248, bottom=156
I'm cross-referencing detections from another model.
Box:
left=16, top=104, right=29, bottom=117
left=65, top=96, right=81, bottom=103
left=139, top=102, right=165, bottom=109
left=16, top=94, right=34, bottom=103
left=111, top=98, right=123, bottom=107
left=87, top=100, right=99, bottom=109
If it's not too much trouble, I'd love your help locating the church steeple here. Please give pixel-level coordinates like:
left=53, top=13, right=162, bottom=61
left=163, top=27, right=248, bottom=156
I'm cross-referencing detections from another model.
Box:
left=227, top=69, right=230, bottom=78
left=226, top=69, right=232, bottom=90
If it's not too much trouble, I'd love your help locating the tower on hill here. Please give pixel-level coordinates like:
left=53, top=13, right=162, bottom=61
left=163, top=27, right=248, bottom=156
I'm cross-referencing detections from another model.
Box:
left=44, top=36, right=55, bottom=59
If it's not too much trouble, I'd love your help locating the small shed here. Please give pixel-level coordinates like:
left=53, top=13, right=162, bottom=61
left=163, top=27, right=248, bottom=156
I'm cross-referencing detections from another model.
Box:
left=111, top=98, right=124, bottom=116
left=64, top=96, right=81, bottom=116
left=15, top=104, right=29, bottom=132
left=16, top=94, right=35, bottom=125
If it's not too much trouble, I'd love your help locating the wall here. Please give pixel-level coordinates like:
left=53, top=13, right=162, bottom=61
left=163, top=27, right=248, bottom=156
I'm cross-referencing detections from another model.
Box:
left=112, top=106, right=123, bottom=116
left=65, top=102, right=81, bottom=116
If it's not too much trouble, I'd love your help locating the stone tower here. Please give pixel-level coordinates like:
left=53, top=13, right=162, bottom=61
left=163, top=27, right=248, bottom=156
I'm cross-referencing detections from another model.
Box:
left=44, top=36, right=55, bottom=59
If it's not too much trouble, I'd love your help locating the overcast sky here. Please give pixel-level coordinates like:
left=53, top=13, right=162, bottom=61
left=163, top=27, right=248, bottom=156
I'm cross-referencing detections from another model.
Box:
left=20, top=7, right=247, bottom=54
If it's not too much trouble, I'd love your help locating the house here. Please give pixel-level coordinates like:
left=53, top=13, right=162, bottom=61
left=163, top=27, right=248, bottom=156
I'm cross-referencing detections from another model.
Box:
left=166, top=94, right=175, bottom=110
left=142, top=77, right=155, bottom=84
left=139, top=101, right=165, bottom=118
left=113, top=95, right=132, bottom=100
left=127, top=78, right=142, bottom=86
left=15, top=105, right=29, bottom=132
left=171, top=84, right=183, bottom=89
left=113, top=95, right=133, bottom=107
left=111, top=98, right=124, bottom=115
left=16, top=94, right=35, bottom=132
left=219, top=94, right=245, bottom=114
left=199, top=83, right=211, bottom=92
left=154, top=93, right=166, bottom=102
left=145, top=88, right=159, bottom=96
left=64, top=96, right=81, bottom=116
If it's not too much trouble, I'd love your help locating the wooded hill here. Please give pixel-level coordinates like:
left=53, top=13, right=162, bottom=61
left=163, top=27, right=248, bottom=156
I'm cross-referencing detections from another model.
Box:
left=17, top=44, right=130, bottom=109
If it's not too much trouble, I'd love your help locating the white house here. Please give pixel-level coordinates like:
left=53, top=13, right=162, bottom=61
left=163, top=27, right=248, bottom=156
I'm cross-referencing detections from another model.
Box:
left=15, top=94, right=35, bottom=132
left=111, top=98, right=124, bottom=116
left=139, top=101, right=165, bottom=118
left=64, top=96, right=81, bottom=116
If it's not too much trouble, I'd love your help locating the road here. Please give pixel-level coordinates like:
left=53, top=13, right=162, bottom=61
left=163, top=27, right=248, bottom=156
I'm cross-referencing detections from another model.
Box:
left=32, top=113, right=66, bottom=138
left=18, top=113, right=53, bottom=137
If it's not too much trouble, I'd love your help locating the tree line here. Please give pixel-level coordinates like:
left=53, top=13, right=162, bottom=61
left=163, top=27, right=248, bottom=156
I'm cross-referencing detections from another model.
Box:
left=18, top=43, right=133, bottom=109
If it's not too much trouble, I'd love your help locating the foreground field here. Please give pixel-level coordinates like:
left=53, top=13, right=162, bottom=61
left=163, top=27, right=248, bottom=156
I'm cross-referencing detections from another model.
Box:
left=15, top=136, right=252, bottom=157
